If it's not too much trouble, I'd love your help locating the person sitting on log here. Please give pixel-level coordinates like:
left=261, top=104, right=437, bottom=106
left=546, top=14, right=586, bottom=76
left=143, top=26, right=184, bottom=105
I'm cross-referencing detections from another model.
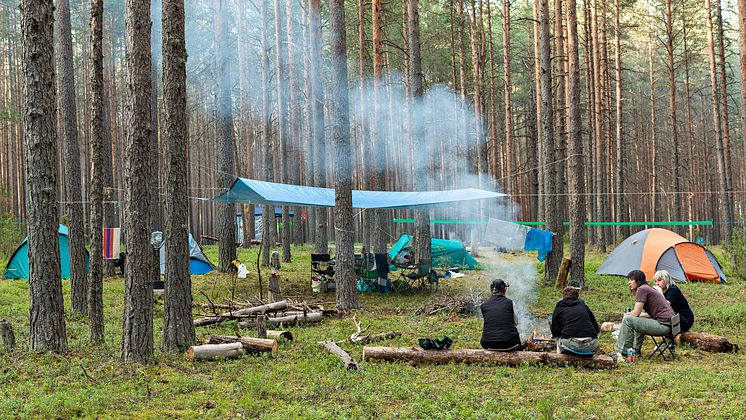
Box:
left=654, top=270, right=694, bottom=334
left=614, top=270, right=675, bottom=357
left=480, top=279, right=521, bottom=351
left=550, top=285, right=600, bottom=356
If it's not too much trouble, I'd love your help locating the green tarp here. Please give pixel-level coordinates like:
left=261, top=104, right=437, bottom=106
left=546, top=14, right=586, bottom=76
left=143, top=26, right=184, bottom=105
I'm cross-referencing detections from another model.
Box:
left=388, top=234, right=481, bottom=270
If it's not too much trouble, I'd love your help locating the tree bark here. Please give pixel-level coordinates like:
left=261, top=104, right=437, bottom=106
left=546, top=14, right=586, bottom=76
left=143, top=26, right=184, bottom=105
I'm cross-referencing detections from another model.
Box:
left=215, top=0, right=237, bottom=271
left=87, top=0, right=105, bottom=344
left=565, top=0, right=585, bottom=285
left=740, top=0, right=746, bottom=199
left=206, top=335, right=278, bottom=355
left=371, top=0, right=387, bottom=254
left=0, top=320, right=16, bottom=351
left=329, top=0, right=360, bottom=310
left=122, top=0, right=154, bottom=363
left=362, top=347, right=615, bottom=368
left=21, top=0, right=68, bottom=354
left=274, top=0, right=292, bottom=263
left=613, top=0, right=625, bottom=239
left=664, top=0, right=681, bottom=227
left=679, top=331, right=739, bottom=353
left=715, top=0, right=734, bottom=242
left=309, top=0, right=328, bottom=255
left=260, top=0, right=275, bottom=266
left=55, top=0, right=87, bottom=315
left=162, top=0, right=196, bottom=352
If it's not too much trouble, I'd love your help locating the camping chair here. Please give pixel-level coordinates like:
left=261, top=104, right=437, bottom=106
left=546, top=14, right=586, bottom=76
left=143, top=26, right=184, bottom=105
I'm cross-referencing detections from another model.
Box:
left=395, top=259, right=438, bottom=292
left=648, top=313, right=681, bottom=361
left=355, top=252, right=378, bottom=292
left=311, top=254, right=335, bottom=290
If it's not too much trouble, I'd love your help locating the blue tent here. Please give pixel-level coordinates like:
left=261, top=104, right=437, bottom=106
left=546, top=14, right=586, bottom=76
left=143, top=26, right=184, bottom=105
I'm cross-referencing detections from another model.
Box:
left=209, top=178, right=506, bottom=209
left=388, top=234, right=481, bottom=270
left=3, top=224, right=89, bottom=279
left=157, top=232, right=214, bottom=275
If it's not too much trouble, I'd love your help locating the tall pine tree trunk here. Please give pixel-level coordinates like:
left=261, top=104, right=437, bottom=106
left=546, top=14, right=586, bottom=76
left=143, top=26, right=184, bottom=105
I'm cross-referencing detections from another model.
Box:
left=275, top=0, right=292, bottom=262
left=21, top=0, right=67, bottom=353
left=162, top=0, right=196, bottom=352
left=260, top=0, right=275, bottom=265
left=122, top=0, right=154, bottom=363
left=309, top=0, right=328, bottom=254
left=56, top=0, right=87, bottom=315
left=88, top=0, right=105, bottom=344
left=329, top=0, right=360, bottom=309
left=664, top=0, right=681, bottom=227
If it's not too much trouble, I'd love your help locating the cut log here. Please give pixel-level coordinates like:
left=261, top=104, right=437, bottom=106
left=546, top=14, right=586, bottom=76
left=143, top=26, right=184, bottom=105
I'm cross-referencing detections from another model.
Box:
left=0, top=320, right=15, bottom=351
left=268, top=272, right=283, bottom=302
left=205, top=335, right=278, bottom=355
left=555, top=258, right=572, bottom=288
left=362, top=347, right=615, bottom=369
left=194, top=300, right=288, bottom=327
left=186, top=342, right=245, bottom=361
left=321, top=340, right=358, bottom=370
left=349, top=331, right=402, bottom=344
left=238, top=311, right=323, bottom=328
left=679, top=332, right=739, bottom=353
left=267, top=330, right=294, bottom=341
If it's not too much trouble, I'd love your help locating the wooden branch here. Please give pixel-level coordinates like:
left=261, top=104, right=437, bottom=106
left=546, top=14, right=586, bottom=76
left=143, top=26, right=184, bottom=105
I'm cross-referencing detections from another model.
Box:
left=186, top=342, right=245, bottom=361
left=238, top=311, right=323, bottom=328
left=205, top=335, right=278, bottom=355
left=0, top=320, right=15, bottom=351
left=266, top=330, right=294, bottom=341
left=321, top=340, right=358, bottom=370
left=349, top=331, right=402, bottom=344
left=362, top=347, right=615, bottom=369
left=349, top=314, right=369, bottom=342
left=193, top=300, right=288, bottom=327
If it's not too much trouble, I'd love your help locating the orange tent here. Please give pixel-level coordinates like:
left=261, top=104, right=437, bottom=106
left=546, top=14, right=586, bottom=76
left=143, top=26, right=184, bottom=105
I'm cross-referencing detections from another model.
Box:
left=597, top=228, right=725, bottom=283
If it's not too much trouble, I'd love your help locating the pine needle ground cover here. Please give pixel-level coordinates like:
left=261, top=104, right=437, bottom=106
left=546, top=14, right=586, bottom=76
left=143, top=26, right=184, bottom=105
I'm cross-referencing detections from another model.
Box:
left=1, top=245, right=744, bottom=418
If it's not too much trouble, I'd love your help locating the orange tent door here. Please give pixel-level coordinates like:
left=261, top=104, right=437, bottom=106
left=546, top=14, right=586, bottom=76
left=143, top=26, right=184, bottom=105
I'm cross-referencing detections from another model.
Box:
left=673, top=243, right=720, bottom=283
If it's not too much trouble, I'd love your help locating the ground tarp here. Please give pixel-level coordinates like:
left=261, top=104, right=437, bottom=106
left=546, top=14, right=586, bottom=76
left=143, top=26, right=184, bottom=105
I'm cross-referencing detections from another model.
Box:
left=208, top=178, right=506, bottom=209
left=388, top=234, right=481, bottom=269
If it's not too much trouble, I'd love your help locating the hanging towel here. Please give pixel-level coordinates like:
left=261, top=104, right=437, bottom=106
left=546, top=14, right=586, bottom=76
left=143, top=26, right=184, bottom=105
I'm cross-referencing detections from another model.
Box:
left=523, top=228, right=554, bottom=262
left=103, top=228, right=121, bottom=259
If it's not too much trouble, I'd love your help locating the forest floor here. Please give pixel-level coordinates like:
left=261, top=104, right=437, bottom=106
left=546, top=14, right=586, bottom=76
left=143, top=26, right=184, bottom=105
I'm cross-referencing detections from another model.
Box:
left=1, top=243, right=745, bottom=418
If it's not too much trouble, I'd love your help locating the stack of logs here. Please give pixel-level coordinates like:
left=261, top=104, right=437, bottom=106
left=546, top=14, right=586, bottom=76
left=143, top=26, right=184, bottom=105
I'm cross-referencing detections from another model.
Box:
left=186, top=335, right=279, bottom=361
left=193, top=299, right=332, bottom=328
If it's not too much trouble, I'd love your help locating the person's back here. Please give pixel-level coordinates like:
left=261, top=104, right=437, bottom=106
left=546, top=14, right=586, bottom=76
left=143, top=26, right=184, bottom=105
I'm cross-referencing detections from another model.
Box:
left=480, top=280, right=521, bottom=351
left=551, top=287, right=600, bottom=355
left=663, top=283, right=694, bottom=332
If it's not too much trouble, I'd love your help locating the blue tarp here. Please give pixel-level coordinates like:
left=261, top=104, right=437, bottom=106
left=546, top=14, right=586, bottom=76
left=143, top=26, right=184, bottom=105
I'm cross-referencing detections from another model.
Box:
left=208, top=178, right=506, bottom=209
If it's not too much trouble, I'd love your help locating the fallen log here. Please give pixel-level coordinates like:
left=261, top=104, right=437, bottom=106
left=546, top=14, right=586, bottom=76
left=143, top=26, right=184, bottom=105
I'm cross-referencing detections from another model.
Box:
left=186, top=342, right=244, bottom=361
left=205, top=335, right=278, bottom=355
left=679, top=332, right=739, bottom=353
left=0, top=320, right=15, bottom=351
left=362, top=347, right=615, bottom=369
left=321, top=341, right=358, bottom=370
left=194, top=300, right=288, bottom=327
left=238, top=311, right=323, bottom=328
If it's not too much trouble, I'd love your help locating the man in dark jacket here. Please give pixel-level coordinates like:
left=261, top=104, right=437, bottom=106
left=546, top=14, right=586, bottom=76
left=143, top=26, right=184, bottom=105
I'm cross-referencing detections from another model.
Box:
left=551, top=286, right=600, bottom=355
left=480, top=279, right=522, bottom=351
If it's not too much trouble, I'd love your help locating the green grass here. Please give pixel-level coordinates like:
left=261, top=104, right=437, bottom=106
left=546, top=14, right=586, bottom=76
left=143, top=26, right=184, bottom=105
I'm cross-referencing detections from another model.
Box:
left=1, top=244, right=745, bottom=418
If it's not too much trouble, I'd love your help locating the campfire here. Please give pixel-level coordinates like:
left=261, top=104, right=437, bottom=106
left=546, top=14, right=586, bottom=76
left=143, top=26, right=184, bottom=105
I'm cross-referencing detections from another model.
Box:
left=525, top=331, right=556, bottom=352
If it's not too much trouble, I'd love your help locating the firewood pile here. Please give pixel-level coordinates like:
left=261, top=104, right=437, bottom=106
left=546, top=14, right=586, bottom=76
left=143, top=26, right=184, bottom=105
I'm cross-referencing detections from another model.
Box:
left=414, top=291, right=484, bottom=316
left=193, top=298, right=338, bottom=327
left=523, top=334, right=557, bottom=352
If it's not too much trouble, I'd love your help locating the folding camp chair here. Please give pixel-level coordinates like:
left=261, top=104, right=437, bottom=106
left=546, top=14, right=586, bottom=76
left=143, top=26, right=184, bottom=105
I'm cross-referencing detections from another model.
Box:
left=395, top=259, right=438, bottom=292
left=311, top=253, right=335, bottom=291
left=648, top=313, right=681, bottom=361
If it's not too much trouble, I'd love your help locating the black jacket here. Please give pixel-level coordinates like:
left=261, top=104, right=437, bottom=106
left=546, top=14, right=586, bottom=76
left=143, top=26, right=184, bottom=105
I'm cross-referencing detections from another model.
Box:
left=480, top=295, right=520, bottom=344
left=664, top=284, right=694, bottom=333
left=551, top=297, right=600, bottom=339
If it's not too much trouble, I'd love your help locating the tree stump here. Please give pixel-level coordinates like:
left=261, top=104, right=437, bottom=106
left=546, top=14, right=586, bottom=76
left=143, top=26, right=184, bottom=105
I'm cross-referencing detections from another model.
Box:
left=555, top=258, right=572, bottom=288
left=0, top=320, right=15, bottom=351
left=256, top=315, right=267, bottom=339
left=268, top=272, right=283, bottom=302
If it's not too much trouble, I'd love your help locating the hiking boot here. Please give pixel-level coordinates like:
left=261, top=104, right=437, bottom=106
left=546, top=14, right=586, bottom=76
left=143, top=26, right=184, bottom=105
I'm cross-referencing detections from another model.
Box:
left=608, top=352, right=624, bottom=364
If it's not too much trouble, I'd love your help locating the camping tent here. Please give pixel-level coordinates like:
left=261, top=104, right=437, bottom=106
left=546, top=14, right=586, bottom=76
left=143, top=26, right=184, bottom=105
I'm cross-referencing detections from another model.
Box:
left=3, top=224, right=89, bottom=279
left=597, top=228, right=726, bottom=283
left=156, top=232, right=215, bottom=275
left=388, top=234, right=481, bottom=270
